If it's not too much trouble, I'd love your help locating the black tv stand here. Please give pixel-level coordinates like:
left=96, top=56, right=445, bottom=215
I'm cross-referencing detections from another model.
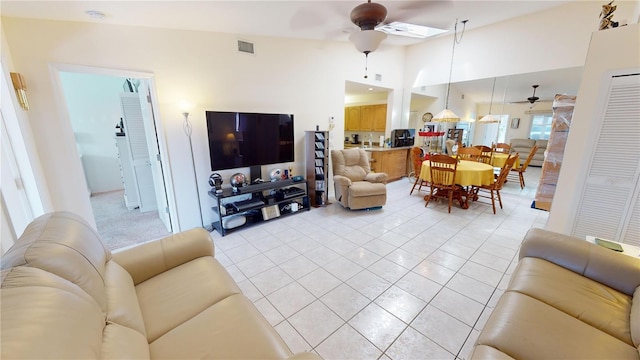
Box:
left=208, top=178, right=309, bottom=236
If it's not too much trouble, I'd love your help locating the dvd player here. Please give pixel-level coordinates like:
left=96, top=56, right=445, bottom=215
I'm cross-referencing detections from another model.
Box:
left=231, top=198, right=264, bottom=212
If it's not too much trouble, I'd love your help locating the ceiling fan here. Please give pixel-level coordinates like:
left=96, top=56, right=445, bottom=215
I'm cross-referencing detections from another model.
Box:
left=511, top=84, right=550, bottom=104
left=350, top=1, right=447, bottom=40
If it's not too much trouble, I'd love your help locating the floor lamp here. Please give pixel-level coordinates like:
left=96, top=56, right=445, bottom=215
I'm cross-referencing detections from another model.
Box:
left=183, top=111, right=207, bottom=229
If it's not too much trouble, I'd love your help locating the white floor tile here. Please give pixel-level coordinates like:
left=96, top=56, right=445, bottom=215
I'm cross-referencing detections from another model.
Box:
left=316, top=324, right=382, bottom=360
left=348, top=302, right=407, bottom=351
left=288, top=300, right=344, bottom=347
left=320, top=283, right=370, bottom=321
left=212, top=169, right=548, bottom=358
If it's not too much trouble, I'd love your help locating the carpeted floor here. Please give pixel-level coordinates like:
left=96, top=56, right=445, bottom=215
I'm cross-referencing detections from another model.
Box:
left=90, top=189, right=171, bottom=250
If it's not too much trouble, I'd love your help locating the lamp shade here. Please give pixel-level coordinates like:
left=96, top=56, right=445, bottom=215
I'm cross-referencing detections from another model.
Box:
left=432, top=108, right=460, bottom=123
left=349, top=30, right=387, bottom=53
left=478, top=114, right=501, bottom=123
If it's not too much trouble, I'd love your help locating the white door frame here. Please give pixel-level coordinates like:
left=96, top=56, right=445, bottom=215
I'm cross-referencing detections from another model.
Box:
left=48, top=63, right=180, bottom=232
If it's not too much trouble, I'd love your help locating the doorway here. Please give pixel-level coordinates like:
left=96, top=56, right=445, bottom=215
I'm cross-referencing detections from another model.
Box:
left=55, top=67, right=174, bottom=249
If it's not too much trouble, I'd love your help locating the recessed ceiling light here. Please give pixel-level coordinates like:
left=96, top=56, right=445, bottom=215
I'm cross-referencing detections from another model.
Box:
left=85, top=10, right=106, bottom=20
left=368, top=87, right=374, bottom=91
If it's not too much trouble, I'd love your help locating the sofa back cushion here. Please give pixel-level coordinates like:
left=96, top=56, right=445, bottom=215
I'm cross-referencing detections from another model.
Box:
left=1, top=267, right=106, bottom=359
left=1, top=212, right=111, bottom=312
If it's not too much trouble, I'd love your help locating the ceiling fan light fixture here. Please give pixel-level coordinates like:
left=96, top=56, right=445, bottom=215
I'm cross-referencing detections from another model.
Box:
left=349, top=30, right=387, bottom=53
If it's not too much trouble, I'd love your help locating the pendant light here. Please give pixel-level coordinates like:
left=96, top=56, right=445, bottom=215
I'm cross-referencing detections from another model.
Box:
left=433, top=19, right=468, bottom=123
left=479, top=77, right=500, bottom=123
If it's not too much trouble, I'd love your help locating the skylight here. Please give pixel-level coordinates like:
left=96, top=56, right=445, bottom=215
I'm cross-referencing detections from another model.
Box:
left=376, top=21, right=447, bottom=39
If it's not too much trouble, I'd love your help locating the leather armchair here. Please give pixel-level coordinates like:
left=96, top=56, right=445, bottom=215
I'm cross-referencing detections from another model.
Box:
left=331, top=148, right=387, bottom=210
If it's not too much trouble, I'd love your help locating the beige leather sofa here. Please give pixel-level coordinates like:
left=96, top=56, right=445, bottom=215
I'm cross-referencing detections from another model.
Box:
left=331, top=148, right=388, bottom=210
left=509, top=138, right=547, bottom=166
left=471, top=228, right=640, bottom=359
left=1, top=211, right=321, bottom=359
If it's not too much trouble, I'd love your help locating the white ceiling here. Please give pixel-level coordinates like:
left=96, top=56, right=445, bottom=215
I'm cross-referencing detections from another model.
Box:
left=2, top=0, right=582, bottom=102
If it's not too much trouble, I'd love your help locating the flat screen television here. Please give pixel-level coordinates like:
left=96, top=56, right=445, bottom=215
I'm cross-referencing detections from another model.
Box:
left=205, top=111, right=294, bottom=172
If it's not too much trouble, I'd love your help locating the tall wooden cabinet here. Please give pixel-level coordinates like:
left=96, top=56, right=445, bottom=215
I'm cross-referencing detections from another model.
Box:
left=306, top=131, right=330, bottom=207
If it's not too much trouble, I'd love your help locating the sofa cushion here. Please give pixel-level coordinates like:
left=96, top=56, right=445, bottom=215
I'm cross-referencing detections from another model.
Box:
left=349, top=181, right=387, bottom=197
left=1, top=267, right=105, bottom=359
left=135, top=256, right=241, bottom=342
left=150, top=294, right=293, bottom=359
left=509, top=257, right=634, bottom=345
left=1, top=212, right=110, bottom=312
left=632, top=287, right=640, bottom=347
left=102, top=323, right=150, bottom=359
left=476, top=291, right=639, bottom=359
left=104, top=261, right=147, bottom=337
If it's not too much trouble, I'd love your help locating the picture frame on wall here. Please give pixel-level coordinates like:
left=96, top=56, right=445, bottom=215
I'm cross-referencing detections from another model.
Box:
left=510, top=118, right=520, bottom=129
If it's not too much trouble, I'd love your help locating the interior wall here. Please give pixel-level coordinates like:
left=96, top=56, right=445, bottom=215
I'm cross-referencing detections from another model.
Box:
left=59, top=72, right=125, bottom=194
left=1, top=17, right=406, bottom=230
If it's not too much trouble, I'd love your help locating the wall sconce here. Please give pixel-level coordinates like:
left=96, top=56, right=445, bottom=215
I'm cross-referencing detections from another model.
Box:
left=10, top=72, right=29, bottom=110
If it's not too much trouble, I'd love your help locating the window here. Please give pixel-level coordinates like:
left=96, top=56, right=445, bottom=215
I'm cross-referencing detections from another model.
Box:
left=529, top=113, right=553, bottom=140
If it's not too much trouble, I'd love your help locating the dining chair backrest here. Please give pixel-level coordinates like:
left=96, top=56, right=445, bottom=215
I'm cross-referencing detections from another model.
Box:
left=411, top=147, right=425, bottom=174
left=457, top=147, right=481, bottom=161
left=429, top=154, right=458, bottom=188
left=495, top=154, right=518, bottom=189
left=473, top=145, right=493, bottom=164
left=519, top=144, right=539, bottom=173
left=492, top=142, right=511, bottom=154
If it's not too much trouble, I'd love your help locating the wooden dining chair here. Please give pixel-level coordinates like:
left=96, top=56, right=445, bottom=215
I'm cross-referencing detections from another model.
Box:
left=492, top=142, right=511, bottom=154
left=457, top=146, right=481, bottom=162
left=471, top=153, right=518, bottom=214
left=507, top=145, right=538, bottom=189
left=424, top=154, right=465, bottom=213
left=473, top=145, right=493, bottom=164
left=410, top=147, right=429, bottom=195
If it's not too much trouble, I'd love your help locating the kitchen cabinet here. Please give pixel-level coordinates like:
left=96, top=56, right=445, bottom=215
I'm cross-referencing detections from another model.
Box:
left=345, top=104, right=386, bottom=132
left=345, top=107, right=361, bottom=131
left=367, top=148, right=409, bottom=182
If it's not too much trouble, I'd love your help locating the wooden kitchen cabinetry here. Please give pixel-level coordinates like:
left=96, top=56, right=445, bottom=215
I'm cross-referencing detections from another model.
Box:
left=367, top=148, right=409, bottom=182
left=345, top=107, right=361, bottom=131
left=345, top=104, right=387, bottom=132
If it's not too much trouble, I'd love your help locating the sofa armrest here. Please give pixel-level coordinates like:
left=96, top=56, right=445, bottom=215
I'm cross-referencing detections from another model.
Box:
left=333, top=175, right=352, bottom=186
left=112, top=228, right=214, bottom=285
left=519, top=228, right=640, bottom=296
left=365, top=172, right=388, bottom=184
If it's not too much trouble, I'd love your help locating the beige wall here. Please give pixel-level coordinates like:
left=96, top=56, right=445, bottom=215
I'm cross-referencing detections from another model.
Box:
left=1, top=17, right=406, bottom=231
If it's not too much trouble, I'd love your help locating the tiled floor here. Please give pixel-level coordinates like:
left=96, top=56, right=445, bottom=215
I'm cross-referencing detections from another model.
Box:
left=210, top=167, right=548, bottom=360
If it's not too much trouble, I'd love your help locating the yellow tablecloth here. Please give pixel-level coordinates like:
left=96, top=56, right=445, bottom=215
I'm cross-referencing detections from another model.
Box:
left=420, top=160, right=494, bottom=187
left=491, top=153, right=520, bottom=169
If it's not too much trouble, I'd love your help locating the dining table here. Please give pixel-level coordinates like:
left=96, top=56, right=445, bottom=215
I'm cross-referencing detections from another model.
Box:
left=420, top=159, right=495, bottom=209
left=491, top=153, right=520, bottom=169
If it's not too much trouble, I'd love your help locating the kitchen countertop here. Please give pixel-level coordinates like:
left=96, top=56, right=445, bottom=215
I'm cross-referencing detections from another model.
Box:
left=344, top=143, right=413, bottom=151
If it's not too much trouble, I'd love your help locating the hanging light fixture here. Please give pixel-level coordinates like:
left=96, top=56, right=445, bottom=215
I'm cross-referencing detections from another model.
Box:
left=433, top=19, right=468, bottom=123
left=479, top=77, right=500, bottom=123
left=349, top=0, right=388, bottom=78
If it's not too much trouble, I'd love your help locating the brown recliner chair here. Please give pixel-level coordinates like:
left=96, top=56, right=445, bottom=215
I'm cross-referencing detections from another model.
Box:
left=331, top=148, right=388, bottom=210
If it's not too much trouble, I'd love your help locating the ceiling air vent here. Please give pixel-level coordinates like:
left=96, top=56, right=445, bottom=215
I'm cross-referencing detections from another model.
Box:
left=375, top=74, right=382, bottom=81
left=237, top=40, right=255, bottom=54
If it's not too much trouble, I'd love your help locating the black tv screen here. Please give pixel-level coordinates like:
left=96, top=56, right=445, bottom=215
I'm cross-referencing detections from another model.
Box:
left=206, top=111, right=294, bottom=171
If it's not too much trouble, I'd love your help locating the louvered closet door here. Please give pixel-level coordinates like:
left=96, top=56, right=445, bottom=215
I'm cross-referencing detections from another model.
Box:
left=120, top=93, right=158, bottom=213
left=572, top=74, right=640, bottom=246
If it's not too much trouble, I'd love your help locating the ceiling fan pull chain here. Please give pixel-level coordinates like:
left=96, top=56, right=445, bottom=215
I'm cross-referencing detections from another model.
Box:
left=364, top=52, right=369, bottom=79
